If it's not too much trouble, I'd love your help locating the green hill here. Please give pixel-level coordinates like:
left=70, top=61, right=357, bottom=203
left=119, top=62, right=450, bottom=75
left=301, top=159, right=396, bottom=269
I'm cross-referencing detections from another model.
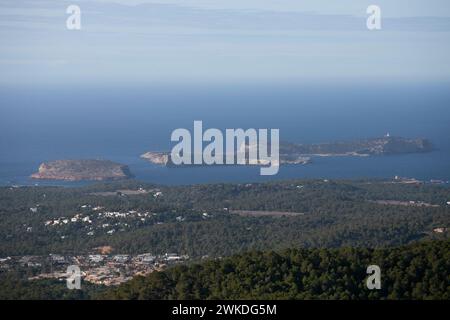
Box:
left=102, top=240, right=450, bottom=300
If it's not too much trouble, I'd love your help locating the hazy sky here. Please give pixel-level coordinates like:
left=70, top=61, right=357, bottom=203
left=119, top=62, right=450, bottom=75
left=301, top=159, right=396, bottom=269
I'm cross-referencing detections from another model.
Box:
left=1, top=0, right=450, bottom=85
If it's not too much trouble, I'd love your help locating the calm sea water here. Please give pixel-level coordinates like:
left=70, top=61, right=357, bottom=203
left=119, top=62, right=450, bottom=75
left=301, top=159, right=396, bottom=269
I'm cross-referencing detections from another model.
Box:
left=0, top=82, right=449, bottom=186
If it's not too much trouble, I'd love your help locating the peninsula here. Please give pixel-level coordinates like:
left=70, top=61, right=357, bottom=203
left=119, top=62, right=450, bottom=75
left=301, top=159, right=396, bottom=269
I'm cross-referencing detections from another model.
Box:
left=280, top=136, right=433, bottom=156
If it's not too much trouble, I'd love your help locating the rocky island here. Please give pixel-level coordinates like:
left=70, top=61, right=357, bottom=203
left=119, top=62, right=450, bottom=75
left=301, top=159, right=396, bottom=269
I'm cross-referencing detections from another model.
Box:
left=31, top=160, right=133, bottom=181
left=140, top=150, right=311, bottom=166
left=141, top=136, right=432, bottom=166
left=140, top=152, right=170, bottom=165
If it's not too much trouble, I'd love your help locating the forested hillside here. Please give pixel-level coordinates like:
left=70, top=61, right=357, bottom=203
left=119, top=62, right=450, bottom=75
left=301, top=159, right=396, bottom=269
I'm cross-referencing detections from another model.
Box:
left=0, top=179, right=449, bottom=256
left=103, top=240, right=450, bottom=300
left=1, top=240, right=447, bottom=300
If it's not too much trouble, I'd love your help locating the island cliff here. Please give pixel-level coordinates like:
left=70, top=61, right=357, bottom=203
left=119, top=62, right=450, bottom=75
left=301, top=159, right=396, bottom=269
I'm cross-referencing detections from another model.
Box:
left=31, top=160, right=133, bottom=181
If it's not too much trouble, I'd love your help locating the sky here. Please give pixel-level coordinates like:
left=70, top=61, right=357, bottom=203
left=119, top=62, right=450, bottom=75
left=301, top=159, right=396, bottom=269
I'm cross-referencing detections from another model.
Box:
left=1, top=0, right=450, bottom=85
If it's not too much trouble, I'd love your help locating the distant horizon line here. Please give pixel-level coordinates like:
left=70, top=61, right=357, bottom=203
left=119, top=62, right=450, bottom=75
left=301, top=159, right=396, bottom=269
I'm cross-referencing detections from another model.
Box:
left=2, top=78, right=450, bottom=90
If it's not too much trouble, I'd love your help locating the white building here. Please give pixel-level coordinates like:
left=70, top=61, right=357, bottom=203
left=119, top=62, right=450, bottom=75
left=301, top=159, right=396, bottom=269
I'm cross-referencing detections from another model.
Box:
left=113, top=255, right=130, bottom=263
left=137, top=254, right=156, bottom=264
left=88, top=255, right=105, bottom=263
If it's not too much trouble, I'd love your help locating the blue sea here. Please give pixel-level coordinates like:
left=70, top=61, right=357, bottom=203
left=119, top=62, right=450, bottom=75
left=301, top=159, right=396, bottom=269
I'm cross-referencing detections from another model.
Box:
left=1, top=82, right=449, bottom=186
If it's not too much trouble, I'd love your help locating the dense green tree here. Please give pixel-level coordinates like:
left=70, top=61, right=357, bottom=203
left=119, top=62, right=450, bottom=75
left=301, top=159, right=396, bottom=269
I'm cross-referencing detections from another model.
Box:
left=100, top=240, right=449, bottom=300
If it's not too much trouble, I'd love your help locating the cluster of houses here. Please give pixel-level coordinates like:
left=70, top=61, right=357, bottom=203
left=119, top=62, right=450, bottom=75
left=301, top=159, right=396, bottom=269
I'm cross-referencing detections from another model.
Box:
left=42, top=207, right=162, bottom=236
left=32, top=199, right=215, bottom=239
left=39, top=198, right=216, bottom=238
left=393, top=176, right=450, bottom=185
left=44, top=213, right=93, bottom=226
left=1, top=252, right=189, bottom=286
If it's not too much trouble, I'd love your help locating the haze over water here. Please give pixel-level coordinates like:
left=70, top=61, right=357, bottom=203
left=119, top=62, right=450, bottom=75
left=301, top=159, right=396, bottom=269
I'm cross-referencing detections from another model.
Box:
left=0, top=82, right=449, bottom=186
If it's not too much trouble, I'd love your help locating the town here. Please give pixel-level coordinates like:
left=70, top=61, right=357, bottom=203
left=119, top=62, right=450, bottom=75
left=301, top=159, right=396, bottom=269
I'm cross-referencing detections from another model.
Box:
left=0, top=251, right=189, bottom=286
